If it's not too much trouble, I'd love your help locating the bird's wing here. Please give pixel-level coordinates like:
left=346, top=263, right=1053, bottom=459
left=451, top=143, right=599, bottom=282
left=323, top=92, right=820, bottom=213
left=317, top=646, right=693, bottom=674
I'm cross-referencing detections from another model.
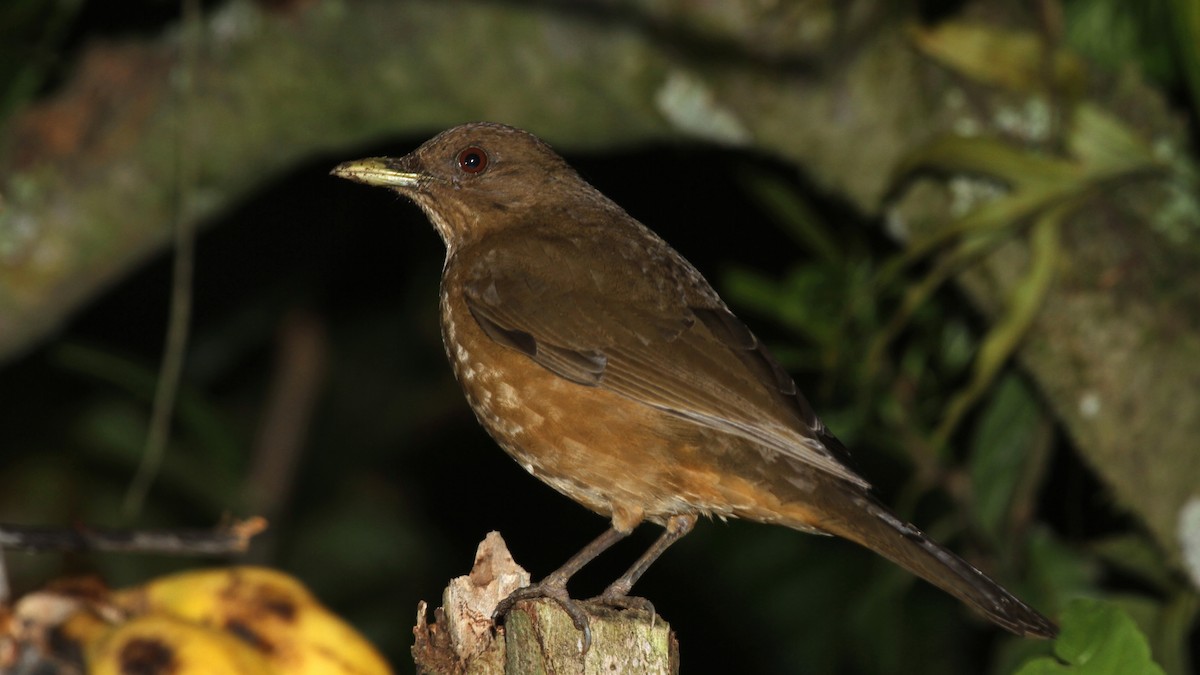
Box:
left=457, top=228, right=869, bottom=489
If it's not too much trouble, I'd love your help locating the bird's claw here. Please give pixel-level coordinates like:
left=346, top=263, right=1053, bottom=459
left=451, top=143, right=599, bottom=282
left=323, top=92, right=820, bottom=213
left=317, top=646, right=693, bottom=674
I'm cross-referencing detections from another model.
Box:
left=493, top=581, right=594, bottom=651
left=588, top=591, right=656, bottom=618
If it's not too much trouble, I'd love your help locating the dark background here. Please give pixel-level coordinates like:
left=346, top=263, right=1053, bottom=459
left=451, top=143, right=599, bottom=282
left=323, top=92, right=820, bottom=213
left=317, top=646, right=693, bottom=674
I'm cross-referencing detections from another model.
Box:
left=1, top=1, right=1195, bottom=674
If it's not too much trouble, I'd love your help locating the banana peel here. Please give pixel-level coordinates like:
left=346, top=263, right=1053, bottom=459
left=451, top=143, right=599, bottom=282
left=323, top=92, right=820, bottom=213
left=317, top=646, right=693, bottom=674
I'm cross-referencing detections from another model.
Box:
left=1, top=566, right=392, bottom=675
left=85, top=613, right=274, bottom=675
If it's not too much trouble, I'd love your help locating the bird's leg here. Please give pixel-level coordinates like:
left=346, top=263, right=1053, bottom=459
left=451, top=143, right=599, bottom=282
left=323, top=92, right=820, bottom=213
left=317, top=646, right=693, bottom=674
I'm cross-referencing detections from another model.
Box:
left=590, top=514, right=696, bottom=613
left=493, top=525, right=629, bottom=649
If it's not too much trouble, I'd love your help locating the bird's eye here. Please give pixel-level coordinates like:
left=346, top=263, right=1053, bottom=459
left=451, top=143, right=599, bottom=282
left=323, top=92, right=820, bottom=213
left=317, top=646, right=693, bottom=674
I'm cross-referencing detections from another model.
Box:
left=457, top=147, right=488, bottom=174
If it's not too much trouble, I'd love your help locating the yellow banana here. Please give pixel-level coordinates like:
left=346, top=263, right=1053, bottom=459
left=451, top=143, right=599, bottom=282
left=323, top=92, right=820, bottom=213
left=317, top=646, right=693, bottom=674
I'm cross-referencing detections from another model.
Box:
left=87, top=613, right=275, bottom=675
left=3, top=567, right=391, bottom=675
left=110, top=566, right=391, bottom=675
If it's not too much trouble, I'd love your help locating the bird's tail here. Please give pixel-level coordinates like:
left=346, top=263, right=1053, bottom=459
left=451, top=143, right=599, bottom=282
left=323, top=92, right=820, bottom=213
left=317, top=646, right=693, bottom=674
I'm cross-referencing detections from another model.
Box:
left=791, top=479, right=1058, bottom=639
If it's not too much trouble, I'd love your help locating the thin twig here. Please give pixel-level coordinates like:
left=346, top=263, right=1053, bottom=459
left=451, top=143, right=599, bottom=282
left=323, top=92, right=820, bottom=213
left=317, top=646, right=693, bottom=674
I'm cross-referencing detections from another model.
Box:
left=243, top=311, right=328, bottom=562
left=123, top=0, right=202, bottom=517
left=0, top=549, right=9, bottom=605
left=0, top=518, right=267, bottom=556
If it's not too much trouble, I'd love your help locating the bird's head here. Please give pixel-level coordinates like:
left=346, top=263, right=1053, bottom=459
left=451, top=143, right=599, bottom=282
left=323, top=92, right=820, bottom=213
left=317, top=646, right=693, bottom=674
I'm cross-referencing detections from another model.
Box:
left=332, top=122, right=592, bottom=252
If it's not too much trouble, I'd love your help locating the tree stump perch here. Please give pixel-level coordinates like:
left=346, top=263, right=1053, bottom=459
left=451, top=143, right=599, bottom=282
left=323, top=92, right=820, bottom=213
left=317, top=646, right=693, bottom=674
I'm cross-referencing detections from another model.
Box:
left=413, top=532, right=678, bottom=675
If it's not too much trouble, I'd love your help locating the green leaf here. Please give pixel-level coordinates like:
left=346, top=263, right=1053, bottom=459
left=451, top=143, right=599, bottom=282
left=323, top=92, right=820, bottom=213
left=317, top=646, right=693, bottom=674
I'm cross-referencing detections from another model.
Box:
left=967, top=374, right=1040, bottom=538
left=935, top=203, right=1062, bottom=443
left=909, top=22, right=1087, bottom=95
left=891, top=134, right=1080, bottom=193
left=1026, top=527, right=1098, bottom=603
left=1067, top=104, right=1155, bottom=173
left=1012, top=599, right=1166, bottom=675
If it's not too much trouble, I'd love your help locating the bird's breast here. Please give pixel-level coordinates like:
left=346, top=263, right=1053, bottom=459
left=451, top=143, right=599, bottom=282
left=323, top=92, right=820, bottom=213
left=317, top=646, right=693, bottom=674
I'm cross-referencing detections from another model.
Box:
left=440, top=286, right=805, bottom=534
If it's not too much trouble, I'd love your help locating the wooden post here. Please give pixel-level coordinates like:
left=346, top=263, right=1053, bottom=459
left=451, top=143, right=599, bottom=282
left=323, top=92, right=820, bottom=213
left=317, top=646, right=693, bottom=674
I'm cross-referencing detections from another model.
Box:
left=412, top=533, right=678, bottom=675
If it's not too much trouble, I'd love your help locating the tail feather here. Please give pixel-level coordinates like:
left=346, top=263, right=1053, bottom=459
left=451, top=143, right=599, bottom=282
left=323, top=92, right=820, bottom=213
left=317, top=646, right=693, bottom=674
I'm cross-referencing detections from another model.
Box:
left=799, top=482, right=1058, bottom=639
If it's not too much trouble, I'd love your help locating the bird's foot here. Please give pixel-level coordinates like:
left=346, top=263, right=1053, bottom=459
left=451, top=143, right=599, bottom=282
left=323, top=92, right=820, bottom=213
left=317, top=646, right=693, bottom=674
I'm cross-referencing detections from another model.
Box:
left=493, top=580, right=593, bottom=651
left=587, top=588, right=656, bottom=618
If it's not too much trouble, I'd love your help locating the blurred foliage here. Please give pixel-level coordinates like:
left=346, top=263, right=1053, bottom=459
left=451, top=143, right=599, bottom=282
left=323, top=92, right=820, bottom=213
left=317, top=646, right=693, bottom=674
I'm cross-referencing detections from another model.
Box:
left=1064, top=0, right=1190, bottom=95
left=720, top=121, right=1194, bottom=670
left=1064, top=0, right=1200, bottom=128
left=0, top=0, right=82, bottom=118
left=1, top=1, right=1199, bottom=675
left=1167, top=0, right=1200, bottom=118
left=882, top=103, right=1176, bottom=445
left=1014, top=599, right=1166, bottom=674
left=1064, top=0, right=1177, bottom=85
left=0, top=0, right=232, bottom=118
left=910, top=21, right=1087, bottom=96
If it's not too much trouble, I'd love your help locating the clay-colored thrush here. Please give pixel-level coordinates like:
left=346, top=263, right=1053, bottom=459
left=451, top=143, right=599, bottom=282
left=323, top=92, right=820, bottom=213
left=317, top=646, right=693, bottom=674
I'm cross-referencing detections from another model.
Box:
left=332, top=122, right=1057, bottom=642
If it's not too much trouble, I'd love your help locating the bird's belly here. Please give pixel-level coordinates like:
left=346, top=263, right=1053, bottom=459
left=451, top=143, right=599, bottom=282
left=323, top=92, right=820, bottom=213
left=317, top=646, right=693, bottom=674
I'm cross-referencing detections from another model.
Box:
left=440, top=302, right=782, bottom=532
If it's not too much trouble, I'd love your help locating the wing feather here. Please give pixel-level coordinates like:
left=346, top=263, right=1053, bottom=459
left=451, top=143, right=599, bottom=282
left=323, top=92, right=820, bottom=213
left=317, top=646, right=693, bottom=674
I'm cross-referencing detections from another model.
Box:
left=457, top=229, right=868, bottom=488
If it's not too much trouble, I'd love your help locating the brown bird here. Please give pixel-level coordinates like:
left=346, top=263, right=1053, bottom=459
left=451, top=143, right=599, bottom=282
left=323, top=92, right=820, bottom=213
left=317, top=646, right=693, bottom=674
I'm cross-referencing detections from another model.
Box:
left=331, top=122, right=1057, bottom=643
